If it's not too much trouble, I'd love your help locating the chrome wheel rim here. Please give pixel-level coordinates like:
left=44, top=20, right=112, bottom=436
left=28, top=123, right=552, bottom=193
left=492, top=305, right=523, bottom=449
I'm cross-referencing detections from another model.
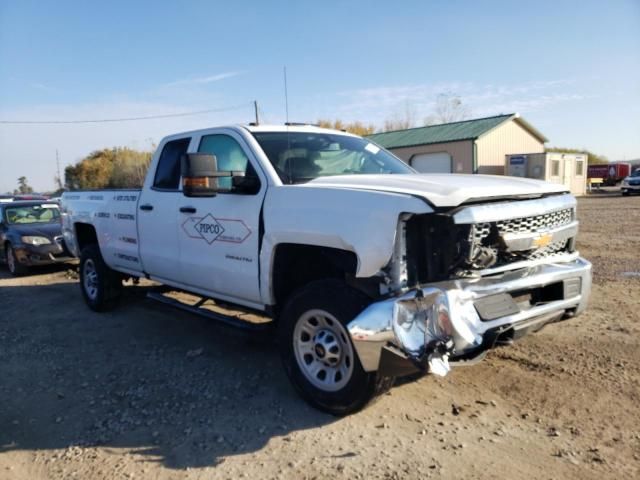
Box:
left=83, top=259, right=99, bottom=300
left=7, top=247, right=15, bottom=273
left=293, top=309, right=354, bottom=392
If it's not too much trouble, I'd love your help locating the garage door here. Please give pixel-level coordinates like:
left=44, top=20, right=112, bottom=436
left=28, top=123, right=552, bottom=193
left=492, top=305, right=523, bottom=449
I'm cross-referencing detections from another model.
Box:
left=411, top=152, right=452, bottom=173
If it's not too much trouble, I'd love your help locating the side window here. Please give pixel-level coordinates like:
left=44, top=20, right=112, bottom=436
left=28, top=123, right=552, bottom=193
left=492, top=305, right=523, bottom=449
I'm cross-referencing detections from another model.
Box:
left=575, top=160, right=584, bottom=176
left=551, top=160, right=560, bottom=177
left=198, top=134, right=257, bottom=191
left=153, top=138, right=191, bottom=190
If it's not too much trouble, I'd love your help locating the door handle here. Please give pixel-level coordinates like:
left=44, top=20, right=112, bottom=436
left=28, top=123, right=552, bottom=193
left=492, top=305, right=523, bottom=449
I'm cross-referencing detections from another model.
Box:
left=180, top=206, right=197, bottom=214
left=139, top=204, right=154, bottom=211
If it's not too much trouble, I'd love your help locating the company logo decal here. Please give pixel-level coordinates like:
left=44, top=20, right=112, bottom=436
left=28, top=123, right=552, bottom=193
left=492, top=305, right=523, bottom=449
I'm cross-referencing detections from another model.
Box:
left=113, top=194, right=138, bottom=202
left=114, top=252, right=139, bottom=263
left=182, top=213, right=251, bottom=245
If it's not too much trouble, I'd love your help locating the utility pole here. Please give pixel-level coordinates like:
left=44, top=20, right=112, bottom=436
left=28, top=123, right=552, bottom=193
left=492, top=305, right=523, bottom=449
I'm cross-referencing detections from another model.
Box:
left=254, top=100, right=259, bottom=125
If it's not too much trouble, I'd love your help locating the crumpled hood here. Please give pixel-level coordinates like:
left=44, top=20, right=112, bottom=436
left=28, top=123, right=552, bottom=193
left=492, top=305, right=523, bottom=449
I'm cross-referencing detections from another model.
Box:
left=304, top=174, right=569, bottom=207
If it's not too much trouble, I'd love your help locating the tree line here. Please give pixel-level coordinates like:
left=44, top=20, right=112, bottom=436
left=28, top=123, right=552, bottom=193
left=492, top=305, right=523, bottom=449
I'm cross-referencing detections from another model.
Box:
left=64, top=147, right=153, bottom=190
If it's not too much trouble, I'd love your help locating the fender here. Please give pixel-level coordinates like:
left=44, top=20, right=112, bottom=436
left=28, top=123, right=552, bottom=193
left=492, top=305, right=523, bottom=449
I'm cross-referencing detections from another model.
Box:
left=259, top=185, right=431, bottom=305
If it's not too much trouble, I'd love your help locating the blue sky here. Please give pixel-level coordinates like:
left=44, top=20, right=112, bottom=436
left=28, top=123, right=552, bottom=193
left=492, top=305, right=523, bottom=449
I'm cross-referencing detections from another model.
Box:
left=0, top=0, right=638, bottom=192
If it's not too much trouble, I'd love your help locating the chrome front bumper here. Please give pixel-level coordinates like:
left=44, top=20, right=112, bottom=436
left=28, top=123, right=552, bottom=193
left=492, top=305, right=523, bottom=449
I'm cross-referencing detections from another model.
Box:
left=348, top=257, right=592, bottom=374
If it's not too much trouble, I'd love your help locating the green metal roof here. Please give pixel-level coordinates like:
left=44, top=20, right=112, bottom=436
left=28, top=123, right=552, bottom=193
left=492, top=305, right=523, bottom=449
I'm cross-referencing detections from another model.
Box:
left=367, top=113, right=539, bottom=149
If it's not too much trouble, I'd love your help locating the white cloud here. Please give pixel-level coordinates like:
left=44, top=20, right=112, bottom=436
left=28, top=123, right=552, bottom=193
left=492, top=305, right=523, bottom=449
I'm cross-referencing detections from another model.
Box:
left=30, top=82, right=59, bottom=93
left=330, top=78, right=586, bottom=124
left=160, top=71, right=242, bottom=88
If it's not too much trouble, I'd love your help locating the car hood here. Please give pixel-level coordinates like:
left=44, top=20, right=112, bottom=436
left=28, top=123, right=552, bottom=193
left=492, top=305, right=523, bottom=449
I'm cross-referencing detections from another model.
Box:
left=304, top=174, right=569, bottom=207
left=9, top=222, right=62, bottom=239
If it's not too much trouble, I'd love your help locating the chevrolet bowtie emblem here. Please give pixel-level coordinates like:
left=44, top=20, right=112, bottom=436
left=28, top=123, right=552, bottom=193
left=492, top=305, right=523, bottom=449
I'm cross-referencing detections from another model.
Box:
left=532, top=233, right=553, bottom=248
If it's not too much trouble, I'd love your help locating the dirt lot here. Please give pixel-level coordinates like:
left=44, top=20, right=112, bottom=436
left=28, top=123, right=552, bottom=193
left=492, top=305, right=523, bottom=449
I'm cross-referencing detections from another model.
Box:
left=1, top=196, right=639, bottom=480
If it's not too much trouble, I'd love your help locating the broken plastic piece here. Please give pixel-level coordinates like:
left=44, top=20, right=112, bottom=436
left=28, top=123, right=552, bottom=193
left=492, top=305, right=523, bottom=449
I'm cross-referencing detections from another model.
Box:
left=428, top=352, right=450, bottom=377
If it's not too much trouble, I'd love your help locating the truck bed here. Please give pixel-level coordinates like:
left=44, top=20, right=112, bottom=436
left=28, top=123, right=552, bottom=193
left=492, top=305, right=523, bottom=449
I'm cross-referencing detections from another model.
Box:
left=62, top=190, right=142, bottom=275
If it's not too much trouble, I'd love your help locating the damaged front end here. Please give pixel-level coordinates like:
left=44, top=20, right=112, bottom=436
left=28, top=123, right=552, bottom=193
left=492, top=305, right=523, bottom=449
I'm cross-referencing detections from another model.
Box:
left=347, top=194, right=592, bottom=378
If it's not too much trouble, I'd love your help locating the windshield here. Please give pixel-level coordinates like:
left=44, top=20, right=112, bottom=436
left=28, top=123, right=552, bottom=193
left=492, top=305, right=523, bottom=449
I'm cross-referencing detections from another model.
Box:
left=631, top=169, right=640, bottom=177
left=251, top=132, right=414, bottom=184
left=4, top=204, right=61, bottom=225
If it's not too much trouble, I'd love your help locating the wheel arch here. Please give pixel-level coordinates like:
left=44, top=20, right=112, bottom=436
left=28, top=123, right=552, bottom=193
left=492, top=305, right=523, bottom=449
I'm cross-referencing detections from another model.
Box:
left=270, top=243, right=359, bottom=311
left=74, top=222, right=99, bottom=253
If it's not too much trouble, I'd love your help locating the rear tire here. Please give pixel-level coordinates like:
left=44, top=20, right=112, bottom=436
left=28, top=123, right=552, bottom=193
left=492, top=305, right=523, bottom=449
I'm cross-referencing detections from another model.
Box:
left=79, top=244, right=122, bottom=311
left=278, top=279, right=394, bottom=416
left=6, top=244, right=28, bottom=276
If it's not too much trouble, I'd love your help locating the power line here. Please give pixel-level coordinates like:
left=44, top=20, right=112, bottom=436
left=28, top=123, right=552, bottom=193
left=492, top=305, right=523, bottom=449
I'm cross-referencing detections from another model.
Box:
left=0, top=103, right=251, bottom=125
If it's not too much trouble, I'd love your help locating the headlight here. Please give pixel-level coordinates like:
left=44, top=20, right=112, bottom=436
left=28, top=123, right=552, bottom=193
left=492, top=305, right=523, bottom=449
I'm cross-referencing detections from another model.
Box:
left=21, top=236, right=51, bottom=245
left=623, top=179, right=629, bottom=185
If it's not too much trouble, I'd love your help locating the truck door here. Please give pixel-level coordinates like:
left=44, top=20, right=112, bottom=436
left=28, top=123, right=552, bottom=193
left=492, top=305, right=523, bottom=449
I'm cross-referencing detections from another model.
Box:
left=137, top=136, right=192, bottom=283
left=176, top=130, right=266, bottom=306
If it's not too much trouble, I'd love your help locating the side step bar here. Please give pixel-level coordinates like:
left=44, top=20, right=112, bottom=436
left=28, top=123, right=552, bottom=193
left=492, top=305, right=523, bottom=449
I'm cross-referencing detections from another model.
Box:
left=147, top=291, right=274, bottom=334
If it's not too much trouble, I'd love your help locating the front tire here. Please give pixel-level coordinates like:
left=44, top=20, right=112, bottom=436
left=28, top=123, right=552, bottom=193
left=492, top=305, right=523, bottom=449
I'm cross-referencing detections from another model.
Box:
left=6, top=244, right=28, bottom=276
left=79, top=244, right=122, bottom=311
left=278, top=279, right=394, bottom=416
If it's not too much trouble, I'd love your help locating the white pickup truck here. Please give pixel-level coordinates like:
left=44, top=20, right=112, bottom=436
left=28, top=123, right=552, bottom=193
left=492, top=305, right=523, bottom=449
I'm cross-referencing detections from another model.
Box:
left=62, top=124, right=591, bottom=415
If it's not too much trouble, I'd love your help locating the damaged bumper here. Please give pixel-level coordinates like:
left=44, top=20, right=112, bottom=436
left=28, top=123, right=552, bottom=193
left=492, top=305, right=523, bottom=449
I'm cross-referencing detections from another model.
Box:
left=13, top=243, right=74, bottom=266
left=347, top=257, right=592, bottom=376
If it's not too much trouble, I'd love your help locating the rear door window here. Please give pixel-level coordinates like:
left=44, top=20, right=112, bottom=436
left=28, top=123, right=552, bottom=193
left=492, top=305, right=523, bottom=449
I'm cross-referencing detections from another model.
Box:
left=153, top=138, right=191, bottom=190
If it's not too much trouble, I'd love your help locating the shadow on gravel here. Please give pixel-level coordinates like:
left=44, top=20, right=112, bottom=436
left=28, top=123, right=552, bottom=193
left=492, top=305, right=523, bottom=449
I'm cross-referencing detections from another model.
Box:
left=0, top=280, right=335, bottom=469
left=0, top=261, right=77, bottom=280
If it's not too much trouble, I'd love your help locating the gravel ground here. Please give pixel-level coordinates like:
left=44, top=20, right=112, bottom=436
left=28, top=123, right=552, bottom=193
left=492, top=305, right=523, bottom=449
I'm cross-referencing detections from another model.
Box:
left=1, top=196, right=639, bottom=479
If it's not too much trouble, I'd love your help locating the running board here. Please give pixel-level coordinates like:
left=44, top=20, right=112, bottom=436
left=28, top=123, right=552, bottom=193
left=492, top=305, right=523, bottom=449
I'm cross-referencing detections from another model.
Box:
left=146, top=291, right=274, bottom=334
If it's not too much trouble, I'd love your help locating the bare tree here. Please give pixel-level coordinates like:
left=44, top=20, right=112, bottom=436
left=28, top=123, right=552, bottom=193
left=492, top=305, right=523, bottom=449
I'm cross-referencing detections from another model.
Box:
left=382, top=101, right=418, bottom=132
left=424, top=93, right=470, bottom=125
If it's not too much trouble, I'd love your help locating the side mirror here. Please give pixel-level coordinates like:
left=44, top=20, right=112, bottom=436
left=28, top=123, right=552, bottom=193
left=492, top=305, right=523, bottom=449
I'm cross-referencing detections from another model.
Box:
left=181, top=153, right=256, bottom=197
left=181, top=153, right=219, bottom=197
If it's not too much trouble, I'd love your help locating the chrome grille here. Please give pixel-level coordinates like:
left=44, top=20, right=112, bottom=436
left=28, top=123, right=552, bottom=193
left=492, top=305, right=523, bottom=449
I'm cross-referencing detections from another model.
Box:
left=497, top=208, right=573, bottom=234
left=526, top=239, right=569, bottom=260
left=466, top=207, right=575, bottom=270
left=472, top=208, right=573, bottom=242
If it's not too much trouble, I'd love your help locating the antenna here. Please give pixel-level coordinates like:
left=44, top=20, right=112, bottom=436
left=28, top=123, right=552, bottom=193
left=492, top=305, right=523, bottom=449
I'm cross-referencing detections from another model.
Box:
left=253, top=100, right=259, bottom=125
left=283, top=66, right=289, bottom=124
left=283, top=66, right=292, bottom=184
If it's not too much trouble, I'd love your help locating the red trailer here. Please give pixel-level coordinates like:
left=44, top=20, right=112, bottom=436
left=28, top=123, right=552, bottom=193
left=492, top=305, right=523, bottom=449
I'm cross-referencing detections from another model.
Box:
left=587, top=163, right=631, bottom=186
